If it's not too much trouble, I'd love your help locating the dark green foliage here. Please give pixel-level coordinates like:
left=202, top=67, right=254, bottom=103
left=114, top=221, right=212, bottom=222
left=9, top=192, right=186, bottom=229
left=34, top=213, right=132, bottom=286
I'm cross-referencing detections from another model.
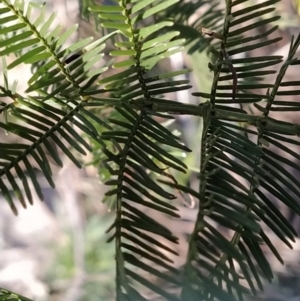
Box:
left=0, top=0, right=299, bottom=300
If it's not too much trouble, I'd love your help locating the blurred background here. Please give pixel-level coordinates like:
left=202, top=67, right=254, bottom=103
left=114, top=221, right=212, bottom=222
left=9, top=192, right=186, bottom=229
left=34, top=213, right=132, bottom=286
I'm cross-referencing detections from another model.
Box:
left=1, top=0, right=300, bottom=301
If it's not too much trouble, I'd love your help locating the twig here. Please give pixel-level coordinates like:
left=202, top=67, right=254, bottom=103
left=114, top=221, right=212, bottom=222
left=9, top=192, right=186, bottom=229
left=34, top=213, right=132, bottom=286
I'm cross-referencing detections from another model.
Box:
left=221, top=42, right=237, bottom=101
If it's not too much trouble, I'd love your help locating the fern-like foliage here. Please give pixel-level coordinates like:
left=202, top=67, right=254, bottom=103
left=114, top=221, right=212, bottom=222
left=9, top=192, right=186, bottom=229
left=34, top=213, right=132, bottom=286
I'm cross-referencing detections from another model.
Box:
left=164, top=0, right=224, bottom=54
left=0, top=287, right=32, bottom=301
left=1, top=0, right=300, bottom=301
left=160, top=0, right=300, bottom=300
left=0, top=0, right=116, bottom=213
left=87, top=1, right=195, bottom=300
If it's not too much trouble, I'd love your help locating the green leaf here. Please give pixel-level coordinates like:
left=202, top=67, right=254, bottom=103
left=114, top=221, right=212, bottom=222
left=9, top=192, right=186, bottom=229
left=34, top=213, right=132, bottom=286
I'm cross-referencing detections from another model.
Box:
left=8, top=46, right=46, bottom=69
left=0, top=177, right=18, bottom=215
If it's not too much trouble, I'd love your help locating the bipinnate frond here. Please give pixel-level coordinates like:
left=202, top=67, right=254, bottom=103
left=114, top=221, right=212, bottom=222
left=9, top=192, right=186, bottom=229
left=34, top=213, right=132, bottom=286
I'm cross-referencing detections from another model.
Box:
left=0, top=0, right=118, bottom=100
left=156, top=0, right=300, bottom=300
left=0, top=0, right=117, bottom=214
left=86, top=0, right=196, bottom=300
left=0, top=92, right=112, bottom=214
left=1, top=0, right=300, bottom=301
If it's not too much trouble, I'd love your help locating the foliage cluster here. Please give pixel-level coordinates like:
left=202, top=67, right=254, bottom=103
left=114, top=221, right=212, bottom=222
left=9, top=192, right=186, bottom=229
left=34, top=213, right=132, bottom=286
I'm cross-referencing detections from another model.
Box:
left=0, top=0, right=300, bottom=301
